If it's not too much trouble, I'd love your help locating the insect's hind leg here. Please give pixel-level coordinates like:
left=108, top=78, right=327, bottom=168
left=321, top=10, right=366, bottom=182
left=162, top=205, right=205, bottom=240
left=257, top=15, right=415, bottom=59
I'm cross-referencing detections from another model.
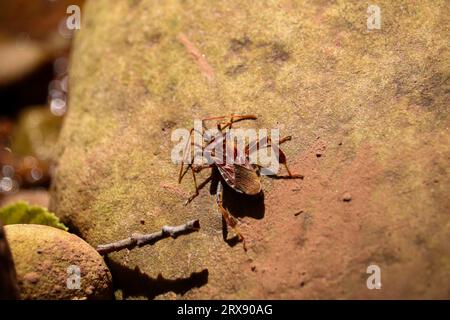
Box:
left=184, top=170, right=213, bottom=205
left=250, top=135, right=303, bottom=179
left=216, top=181, right=247, bottom=251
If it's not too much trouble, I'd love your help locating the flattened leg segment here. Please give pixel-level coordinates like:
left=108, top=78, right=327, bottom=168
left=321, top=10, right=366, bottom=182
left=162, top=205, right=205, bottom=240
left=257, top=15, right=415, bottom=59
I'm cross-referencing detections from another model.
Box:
left=216, top=181, right=247, bottom=251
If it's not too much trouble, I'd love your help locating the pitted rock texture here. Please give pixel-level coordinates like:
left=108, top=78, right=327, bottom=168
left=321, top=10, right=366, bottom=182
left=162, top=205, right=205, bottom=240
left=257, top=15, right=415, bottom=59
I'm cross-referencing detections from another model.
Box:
left=50, top=0, right=450, bottom=299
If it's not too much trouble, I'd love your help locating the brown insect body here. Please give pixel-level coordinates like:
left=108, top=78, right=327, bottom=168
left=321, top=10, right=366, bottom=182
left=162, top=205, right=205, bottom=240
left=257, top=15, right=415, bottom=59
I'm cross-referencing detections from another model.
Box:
left=226, top=164, right=262, bottom=195
left=178, top=115, right=301, bottom=251
left=206, top=133, right=262, bottom=196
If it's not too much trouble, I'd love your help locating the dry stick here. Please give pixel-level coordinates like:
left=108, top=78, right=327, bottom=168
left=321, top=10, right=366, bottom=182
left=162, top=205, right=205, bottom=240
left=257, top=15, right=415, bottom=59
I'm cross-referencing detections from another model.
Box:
left=96, top=220, right=200, bottom=255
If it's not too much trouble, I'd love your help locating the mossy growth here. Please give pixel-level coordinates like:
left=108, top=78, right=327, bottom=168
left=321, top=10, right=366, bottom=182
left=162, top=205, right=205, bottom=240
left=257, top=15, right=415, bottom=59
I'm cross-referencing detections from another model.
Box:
left=0, top=201, right=68, bottom=231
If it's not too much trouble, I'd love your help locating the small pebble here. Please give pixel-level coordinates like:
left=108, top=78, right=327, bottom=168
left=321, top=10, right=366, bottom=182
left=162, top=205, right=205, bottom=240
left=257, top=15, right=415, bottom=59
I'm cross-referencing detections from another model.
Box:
left=342, top=193, right=352, bottom=202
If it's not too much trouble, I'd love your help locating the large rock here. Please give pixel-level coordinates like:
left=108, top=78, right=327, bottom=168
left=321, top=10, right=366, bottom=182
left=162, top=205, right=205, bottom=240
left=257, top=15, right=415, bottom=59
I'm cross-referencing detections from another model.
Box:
left=50, top=0, right=450, bottom=299
left=5, top=224, right=112, bottom=300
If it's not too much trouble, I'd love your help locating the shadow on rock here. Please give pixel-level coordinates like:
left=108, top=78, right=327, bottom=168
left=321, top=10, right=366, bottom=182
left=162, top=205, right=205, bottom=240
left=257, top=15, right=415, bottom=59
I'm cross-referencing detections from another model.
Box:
left=105, top=257, right=208, bottom=299
left=209, top=168, right=266, bottom=220
left=206, top=167, right=265, bottom=248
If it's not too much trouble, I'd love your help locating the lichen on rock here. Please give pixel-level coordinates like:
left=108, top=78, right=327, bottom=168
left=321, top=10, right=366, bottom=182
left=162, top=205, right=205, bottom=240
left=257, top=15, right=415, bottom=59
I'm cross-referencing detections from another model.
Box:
left=0, top=201, right=68, bottom=231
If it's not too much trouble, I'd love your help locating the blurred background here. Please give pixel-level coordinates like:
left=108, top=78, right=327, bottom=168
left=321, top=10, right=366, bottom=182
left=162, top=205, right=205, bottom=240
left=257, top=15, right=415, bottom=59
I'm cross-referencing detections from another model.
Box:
left=0, top=0, right=85, bottom=208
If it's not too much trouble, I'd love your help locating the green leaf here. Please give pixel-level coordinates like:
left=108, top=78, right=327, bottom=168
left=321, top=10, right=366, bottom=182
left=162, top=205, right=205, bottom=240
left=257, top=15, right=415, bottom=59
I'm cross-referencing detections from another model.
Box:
left=0, top=201, right=68, bottom=231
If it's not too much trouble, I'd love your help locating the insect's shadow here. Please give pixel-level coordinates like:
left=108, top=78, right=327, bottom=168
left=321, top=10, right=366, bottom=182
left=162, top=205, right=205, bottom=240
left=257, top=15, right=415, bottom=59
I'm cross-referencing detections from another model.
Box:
left=105, top=256, right=209, bottom=299
left=209, top=169, right=265, bottom=248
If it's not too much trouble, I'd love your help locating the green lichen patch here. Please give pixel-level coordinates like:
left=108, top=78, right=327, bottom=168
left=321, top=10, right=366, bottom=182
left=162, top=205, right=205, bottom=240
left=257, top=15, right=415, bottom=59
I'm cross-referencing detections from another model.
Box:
left=0, top=201, right=68, bottom=231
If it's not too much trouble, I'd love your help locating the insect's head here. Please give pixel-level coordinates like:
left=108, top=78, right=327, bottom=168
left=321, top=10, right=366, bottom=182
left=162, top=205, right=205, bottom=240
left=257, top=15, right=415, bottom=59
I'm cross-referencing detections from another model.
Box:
left=251, top=163, right=262, bottom=176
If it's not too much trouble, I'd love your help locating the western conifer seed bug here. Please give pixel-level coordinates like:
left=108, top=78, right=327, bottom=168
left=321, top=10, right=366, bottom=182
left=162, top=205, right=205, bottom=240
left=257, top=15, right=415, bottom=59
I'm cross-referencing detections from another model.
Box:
left=178, top=115, right=302, bottom=250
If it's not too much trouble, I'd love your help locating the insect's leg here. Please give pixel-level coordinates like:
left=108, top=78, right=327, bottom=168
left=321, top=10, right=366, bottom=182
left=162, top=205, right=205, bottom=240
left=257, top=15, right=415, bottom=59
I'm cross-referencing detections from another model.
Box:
left=279, top=136, right=292, bottom=145
left=183, top=132, right=222, bottom=205
left=201, top=115, right=257, bottom=133
left=184, top=173, right=213, bottom=206
left=228, top=114, right=235, bottom=130
left=178, top=128, right=195, bottom=183
left=249, top=135, right=291, bottom=152
left=283, top=162, right=295, bottom=177
left=179, top=126, right=207, bottom=183
left=215, top=115, right=235, bottom=133
left=277, top=145, right=303, bottom=178
left=201, top=115, right=257, bottom=123
left=226, top=114, right=257, bottom=131
left=215, top=115, right=234, bottom=132
left=191, top=163, right=214, bottom=193
left=248, top=135, right=302, bottom=179
left=216, top=181, right=247, bottom=251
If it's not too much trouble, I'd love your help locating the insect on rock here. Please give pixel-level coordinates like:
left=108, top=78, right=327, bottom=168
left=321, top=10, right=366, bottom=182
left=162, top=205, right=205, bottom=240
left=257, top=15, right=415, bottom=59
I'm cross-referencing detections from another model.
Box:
left=178, top=115, right=302, bottom=250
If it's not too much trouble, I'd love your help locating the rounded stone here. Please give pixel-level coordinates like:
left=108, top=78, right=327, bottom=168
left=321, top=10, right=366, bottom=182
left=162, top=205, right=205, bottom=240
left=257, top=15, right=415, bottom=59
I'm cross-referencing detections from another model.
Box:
left=5, top=224, right=113, bottom=300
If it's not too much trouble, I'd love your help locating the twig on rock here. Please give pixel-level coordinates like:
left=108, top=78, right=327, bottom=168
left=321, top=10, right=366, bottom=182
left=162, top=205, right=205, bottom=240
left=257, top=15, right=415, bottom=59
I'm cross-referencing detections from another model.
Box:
left=96, top=219, right=200, bottom=255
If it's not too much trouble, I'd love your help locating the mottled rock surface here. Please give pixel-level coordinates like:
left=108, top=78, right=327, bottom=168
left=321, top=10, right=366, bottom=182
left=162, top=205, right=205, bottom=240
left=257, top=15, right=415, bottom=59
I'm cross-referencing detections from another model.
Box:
left=0, top=190, right=50, bottom=208
left=51, top=0, right=450, bottom=299
left=11, top=106, right=62, bottom=161
left=5, top=224, right=112, bottom=299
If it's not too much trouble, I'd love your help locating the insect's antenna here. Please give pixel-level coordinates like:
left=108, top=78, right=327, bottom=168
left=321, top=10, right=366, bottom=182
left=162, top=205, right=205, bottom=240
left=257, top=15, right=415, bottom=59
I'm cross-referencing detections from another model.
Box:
left=220, top=114, right=258, bottom=132
left=202, top=114, right=257, bottom=122
left=233, top=114, right=257, bottom=121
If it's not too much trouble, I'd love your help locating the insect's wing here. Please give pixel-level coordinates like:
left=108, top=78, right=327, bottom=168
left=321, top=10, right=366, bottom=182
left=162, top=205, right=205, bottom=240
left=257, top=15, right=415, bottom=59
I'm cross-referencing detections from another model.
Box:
left=216, top=159, right=262, bottom=195
left=216, top=163, right=237, bottom=191
left=233, top=164, right=262, bottom=195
